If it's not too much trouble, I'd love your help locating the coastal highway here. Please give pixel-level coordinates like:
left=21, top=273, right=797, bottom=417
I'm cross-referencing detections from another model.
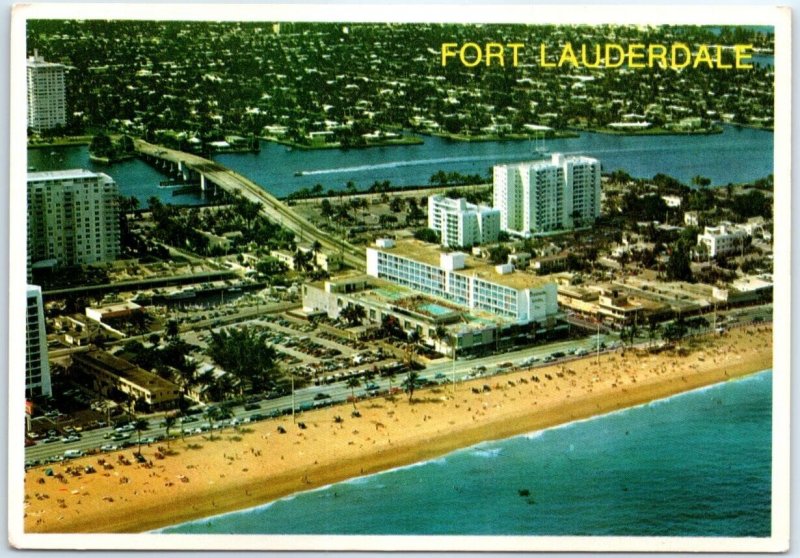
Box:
left=134, top=140, right=366, bottom=271
left=24, top=331, right=616, bottom=465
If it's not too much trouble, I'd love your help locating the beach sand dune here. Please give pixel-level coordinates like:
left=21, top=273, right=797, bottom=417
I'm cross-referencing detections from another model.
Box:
left=23, top=325, right=772, bottom=533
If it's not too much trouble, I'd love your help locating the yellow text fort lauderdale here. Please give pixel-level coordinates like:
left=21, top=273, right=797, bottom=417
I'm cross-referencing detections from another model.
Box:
left=440, top=42, right=755, bottom=69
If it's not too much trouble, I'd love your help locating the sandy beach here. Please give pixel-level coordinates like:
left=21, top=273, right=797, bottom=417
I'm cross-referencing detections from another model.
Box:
left=23, top=325, right=773, bottom=534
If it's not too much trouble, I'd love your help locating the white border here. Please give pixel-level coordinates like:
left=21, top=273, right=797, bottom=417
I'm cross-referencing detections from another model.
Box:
left=7, top=3, right=792, bottom=552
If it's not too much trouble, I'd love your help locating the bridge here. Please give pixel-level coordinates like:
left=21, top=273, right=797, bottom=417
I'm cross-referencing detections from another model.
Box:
left=134, top=139, right=366, bottom=271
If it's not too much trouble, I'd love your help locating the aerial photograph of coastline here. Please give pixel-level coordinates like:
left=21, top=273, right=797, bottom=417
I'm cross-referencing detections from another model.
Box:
left=10, top=4, right=788, bottom=551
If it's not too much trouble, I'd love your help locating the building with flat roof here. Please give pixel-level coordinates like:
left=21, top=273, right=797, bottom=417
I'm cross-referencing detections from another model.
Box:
left=303, top=272, right=557, bottom=355
left=427, top=194, right=500, bottom=248
left=28, top=169, right=120, bottom=267
left=26, top=285, right=51, bottom=398
left=697, top=224, right=748, bottom=258
left=493, top=153, right=601, bottom=236
left=366, top=239, right=558, bottom=325
left=72, top=350, right=180, bottom=411
left=27, top=53, right=66, bottom=133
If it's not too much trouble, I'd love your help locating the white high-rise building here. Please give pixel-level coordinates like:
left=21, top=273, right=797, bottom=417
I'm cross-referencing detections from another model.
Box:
left=28, top=170, right=121, bottom=267
left=26, top=285, right=51, bottom=398
left=27, top=53, right=67, bottom=133
left=493, top=153, right=601, bottom=236
left=427, top=194, right=500, bottom=248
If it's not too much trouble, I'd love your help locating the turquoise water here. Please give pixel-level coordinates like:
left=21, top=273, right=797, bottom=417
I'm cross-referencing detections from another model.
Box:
left=161, top=370, right=772, bottom=537
left=28, top=124, right=772, bottom=205
left=420, top=302, right=453, bottom=316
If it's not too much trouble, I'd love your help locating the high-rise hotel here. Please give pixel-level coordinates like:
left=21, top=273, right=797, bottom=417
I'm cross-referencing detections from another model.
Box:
left=493, top=153, right=601, bottom=236
left=28, top=170, right=121, bottom=268
left=26, top=53, right=67, bottom=133
left=427, top=194, right=500, bottom=248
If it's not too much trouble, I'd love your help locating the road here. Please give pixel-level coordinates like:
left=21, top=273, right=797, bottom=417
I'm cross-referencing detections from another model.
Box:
left=134, top=140, right=366, bottom=271
left=25, top=330, right=615, bottom=465
left=27, top=303, right=773, bottom=465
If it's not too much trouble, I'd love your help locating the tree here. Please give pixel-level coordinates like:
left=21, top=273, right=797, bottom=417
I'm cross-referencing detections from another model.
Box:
left=406, top=329, right=421, bottom=366
left=320, top=199, right=334, bottom=220
left=89, top=133, right=114, bottom=158
left=163, top=413, right=177, bottom=448
left=204, top=406, right=222, bottom=439
left=256, top=256, right=288, bottom=277
left=133, top=418, right=149, bottom=454
left=433, top=324, right=448, bottom=352
left=206, top=326, right=280, bottom=395
left=293, top=249, right=312, bottom=272
left=165, top=319, right=180, bottom=339
left=405, top=371, right=420, bottom=401
left=346, top=377, right=361, bottom=410
left=663, top=318, right=688, bottom=344
left=340, top=303, right=366, bottom=326
left=488, top=245, right=510, bottom=265
left=413, top=228, right=440, bottom=244
left=666, top=240, right=694, bottom=282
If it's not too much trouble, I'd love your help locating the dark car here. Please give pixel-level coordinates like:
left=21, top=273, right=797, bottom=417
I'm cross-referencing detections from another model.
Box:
left=244, top=402, right=261, bottom=411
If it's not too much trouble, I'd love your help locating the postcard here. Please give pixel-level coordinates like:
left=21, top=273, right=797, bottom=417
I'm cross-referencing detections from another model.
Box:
left=8, top=3, right=790, bottom=552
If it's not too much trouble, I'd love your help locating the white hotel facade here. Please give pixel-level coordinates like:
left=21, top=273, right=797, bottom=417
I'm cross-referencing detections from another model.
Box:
left=493, top=153, right=601, bottom=236
left=427, top=194, right=500, bottom=248
left=366, top=239, right=558, bottom=325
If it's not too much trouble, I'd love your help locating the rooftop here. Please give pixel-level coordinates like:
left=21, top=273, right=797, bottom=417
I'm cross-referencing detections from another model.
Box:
left=27, top=169, right=109, bottom=182
left=75, top=350, right=179, bottom=394
left=378, top=239, right=553, bottom=291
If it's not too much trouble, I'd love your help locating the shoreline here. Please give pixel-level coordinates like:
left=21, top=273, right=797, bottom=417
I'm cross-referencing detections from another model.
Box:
left=24, top=325, right=772, bottom=534
left=161, top=367, right=772, bottom=532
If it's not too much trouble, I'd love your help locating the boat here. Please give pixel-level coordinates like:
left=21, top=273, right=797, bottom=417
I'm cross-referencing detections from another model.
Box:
left=293, top=170, right=306, bottom=176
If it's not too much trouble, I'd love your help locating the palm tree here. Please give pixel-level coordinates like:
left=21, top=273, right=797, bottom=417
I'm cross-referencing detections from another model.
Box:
left=293, top=249, right=311, bottom=272
left=204, top=406, right=222, bottom=440
left=165, top=319, right=180, bottom=339
left=405, top=371, right=420, bottom=402
left=133, top=418, right=149, bottom=455
left=406, top=330, right=420, bottom=367
left=346, top=377, right=361, bottom=410
left=163, top=414, right=177, bottom=448
left=433, top=324, right=448, bottom=354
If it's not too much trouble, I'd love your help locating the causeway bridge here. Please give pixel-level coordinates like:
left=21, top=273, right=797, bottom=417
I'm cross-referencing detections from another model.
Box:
left=134, top=139, right=366, bottom=271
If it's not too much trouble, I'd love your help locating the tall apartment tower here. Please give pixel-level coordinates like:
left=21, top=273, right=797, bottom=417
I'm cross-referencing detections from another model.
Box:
left=26, top=53, right=67, bottom=133
left=427, top=194, right=500, bottom=248
left=493, top=153, right=601, bottom=236
left=27, top=169, right=121, bottom=267
left=26, top=285, right=51, bottom=398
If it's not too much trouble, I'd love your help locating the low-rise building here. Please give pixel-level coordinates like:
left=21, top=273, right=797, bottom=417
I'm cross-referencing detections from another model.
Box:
left=72, top=350, right=181, bottom=411
left=85, top=301, right=143, bottom=323
left=697, top=224, right=749, bottom=258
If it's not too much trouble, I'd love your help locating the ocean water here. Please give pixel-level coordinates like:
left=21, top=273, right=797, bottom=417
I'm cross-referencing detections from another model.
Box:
left=161, top=370, right=772, bottom=537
